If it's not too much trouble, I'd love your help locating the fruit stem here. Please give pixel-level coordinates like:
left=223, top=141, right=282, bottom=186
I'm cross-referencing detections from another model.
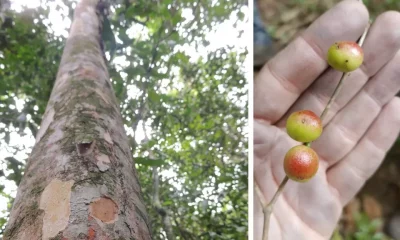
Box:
left=319, top=73, right=346, bottom=120
left=358, top=22, right=370, bottom=47
left=256, top=16, right=371, bottom=240
left=319, top=23, right=370, bottom=122
left=256, top=176, right=289, bottom=240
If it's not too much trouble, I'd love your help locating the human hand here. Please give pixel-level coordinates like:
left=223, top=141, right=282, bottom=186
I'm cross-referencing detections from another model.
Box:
left=253, top=1, right=400, bottom=239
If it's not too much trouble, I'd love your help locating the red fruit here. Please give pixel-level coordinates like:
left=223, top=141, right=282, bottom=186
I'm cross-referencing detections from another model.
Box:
left=284, top=145, right=319, bottom=182
left=327, top=41, right=364, bottom=72
left=286, top=110, right=322, bottom=143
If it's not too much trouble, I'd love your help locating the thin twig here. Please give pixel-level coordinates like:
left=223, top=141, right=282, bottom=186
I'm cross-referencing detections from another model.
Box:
left=258, top=176, right=289, bottom=240
left=256, top=17, right=371, bottom=240
left=358, top=22, right=370, bottom=46
left=319, top=73, right=346, bottom=121
left=320, top=23, right=370, bottom=122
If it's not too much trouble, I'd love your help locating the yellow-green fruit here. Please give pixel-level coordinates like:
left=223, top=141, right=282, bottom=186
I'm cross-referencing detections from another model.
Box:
left=327, top=41, right=364, bottom=72
left=284, top=145, right=319, bottom=182
left=286, top=110, right=322, bottom=143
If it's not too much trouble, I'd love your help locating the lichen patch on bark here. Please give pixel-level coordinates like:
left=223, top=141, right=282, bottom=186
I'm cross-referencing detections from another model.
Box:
left=39, top=179, right=74, bottom=239
left=89, top=197, right=118, bottom=224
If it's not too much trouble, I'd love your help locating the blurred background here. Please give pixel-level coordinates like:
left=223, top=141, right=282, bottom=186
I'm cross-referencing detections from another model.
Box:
left=254, top=0, right=400, bottom=239
left=0, top=0, right=248, bottom=239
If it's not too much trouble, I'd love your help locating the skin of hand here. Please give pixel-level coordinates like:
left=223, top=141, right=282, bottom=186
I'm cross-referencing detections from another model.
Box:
left=254, top=1, right=400, bottom=239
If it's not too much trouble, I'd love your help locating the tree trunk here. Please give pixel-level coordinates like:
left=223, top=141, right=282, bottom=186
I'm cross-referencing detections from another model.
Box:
left=4, top=0, right=151, bottom=239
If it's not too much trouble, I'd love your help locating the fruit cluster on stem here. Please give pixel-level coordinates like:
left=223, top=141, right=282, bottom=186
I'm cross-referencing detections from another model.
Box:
left=284, top=110, right=322, bottom=182
left=256, top=20, right=371, bottom=240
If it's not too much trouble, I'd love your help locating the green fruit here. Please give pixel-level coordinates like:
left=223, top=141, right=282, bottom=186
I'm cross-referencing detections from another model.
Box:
left=284, top=145, right=319, bottom=182
left=327, top=41, right=364, bottom=72
left=286, top=110, right=322, bottom=143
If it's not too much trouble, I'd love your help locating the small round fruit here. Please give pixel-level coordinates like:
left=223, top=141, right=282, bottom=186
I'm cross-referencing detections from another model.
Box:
left=327, top=41, right=363, bottom=72
left=284, top=145, right=319, bottom=182
left=286, top=110, right=322, bottom=143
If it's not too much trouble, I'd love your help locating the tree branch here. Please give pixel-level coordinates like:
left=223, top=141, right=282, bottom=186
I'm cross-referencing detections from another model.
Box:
left=142, top=122, right=175, bottom=240
left=152, top=166, right=175, bottom=240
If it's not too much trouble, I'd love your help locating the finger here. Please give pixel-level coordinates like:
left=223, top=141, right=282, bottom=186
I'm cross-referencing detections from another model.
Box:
left=254, top=120, right=277, bottom=146
left=312, top=50, right=400, bottom=164
left=254, top=173, right=282, bottom=240
left=253, top=194, right=265, bottom=240
left=254, top=0, right=368, bottom=124
left=270, top=156, right=342, bottom=238
left=254, top=123, right=290, bottom=178
left=275, top=11, right=400, bottom=128
left=255, top=165, right=328, bottom=240
left=327, top=97, right=400, bottom=205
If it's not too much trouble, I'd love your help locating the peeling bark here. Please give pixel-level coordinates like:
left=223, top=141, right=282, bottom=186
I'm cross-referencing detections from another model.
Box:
left=4, top=0, right=151, bottom=239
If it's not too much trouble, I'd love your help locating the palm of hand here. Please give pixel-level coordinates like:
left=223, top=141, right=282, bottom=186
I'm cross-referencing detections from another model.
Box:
left=254, top=1, right=400, bottom=240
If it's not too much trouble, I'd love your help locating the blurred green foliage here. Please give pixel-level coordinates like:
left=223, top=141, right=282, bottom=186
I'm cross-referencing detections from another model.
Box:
left=332, top=213, right=392, bottom=240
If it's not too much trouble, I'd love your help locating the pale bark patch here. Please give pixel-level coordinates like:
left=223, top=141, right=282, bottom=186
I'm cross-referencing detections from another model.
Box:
left=46, top=120, right=65, bottom=146
left=82, top=102, right=97, bottom=110
left=78, top=66, right=100, bottom=80
left=36, top=108, right=54, bottom=143
left=57, top=154, right=70, bottom=170
left=103, top=131, right=112, bottom=144
left=89, top=197, right=118, bottom=224
left=94, top=88, right=112, bottom=105
left=96, top=154, right=110, bottom=172
left=39, top=179, right=74, bottom=240
left=53, top=72, right=69, bottom=93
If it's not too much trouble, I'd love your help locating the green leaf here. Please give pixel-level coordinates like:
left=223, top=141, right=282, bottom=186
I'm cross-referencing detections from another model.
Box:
left=118, top=30, right=131, bottom=44
left=171, top=11, right=183, bottom=26
left=134, top=157, right=165, bottom=166
left=148, top=89, right=161, bottom=103
left=102, top=17, right=116, bottom=60
left=125, top=5, right=136, bottom=18
left=237, top=11, right=245, bottom=21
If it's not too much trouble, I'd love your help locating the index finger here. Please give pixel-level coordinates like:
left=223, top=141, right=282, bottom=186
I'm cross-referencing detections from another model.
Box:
left=254, top=0, right=369, bottom=124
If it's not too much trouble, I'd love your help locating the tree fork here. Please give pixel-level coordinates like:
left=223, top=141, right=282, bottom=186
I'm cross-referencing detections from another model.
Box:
left=4, top=0, right=151, bottom=239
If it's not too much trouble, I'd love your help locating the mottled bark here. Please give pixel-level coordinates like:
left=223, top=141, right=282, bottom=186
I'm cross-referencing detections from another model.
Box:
left=4, top=0, right=151, bottom=239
